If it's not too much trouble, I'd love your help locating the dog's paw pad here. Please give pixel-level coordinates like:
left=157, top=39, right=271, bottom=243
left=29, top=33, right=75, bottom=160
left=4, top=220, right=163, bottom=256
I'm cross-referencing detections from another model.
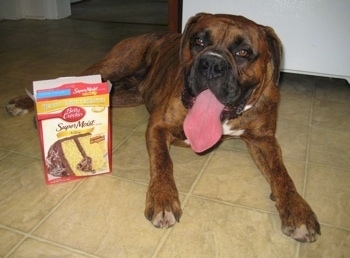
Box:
left=152, top=211, right=177, bottom=229
left=283, top=224, right=320, bottom=243
left=6, top=103, right=29, bottom=116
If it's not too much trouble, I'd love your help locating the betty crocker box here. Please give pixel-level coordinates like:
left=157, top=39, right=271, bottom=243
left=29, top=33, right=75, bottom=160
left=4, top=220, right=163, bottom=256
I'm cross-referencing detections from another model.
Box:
left=30, top=75, right=112, bottom=184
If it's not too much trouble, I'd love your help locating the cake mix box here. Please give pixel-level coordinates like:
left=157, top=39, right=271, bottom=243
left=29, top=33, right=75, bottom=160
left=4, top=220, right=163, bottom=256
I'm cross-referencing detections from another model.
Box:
left=31, top=75, right=112, bottom=184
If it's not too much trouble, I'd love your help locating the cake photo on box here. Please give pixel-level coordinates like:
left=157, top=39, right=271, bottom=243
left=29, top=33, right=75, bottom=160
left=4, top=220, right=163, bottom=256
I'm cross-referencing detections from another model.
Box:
left=45, top=132, right=107, bottom=177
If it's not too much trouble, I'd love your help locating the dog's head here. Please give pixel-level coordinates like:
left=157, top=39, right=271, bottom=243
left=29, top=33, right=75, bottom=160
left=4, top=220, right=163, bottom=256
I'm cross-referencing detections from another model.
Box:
left=180, top=13, right=282, bottom=120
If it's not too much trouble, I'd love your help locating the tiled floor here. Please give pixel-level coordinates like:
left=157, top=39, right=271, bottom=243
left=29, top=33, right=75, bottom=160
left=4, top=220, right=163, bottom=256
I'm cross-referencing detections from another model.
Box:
left=1, top=15, right=350, bottom=258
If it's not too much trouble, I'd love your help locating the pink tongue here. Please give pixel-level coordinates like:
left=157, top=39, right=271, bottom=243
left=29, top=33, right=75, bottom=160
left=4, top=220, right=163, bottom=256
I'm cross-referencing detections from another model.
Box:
left=184, top=89, right=225, bottom=153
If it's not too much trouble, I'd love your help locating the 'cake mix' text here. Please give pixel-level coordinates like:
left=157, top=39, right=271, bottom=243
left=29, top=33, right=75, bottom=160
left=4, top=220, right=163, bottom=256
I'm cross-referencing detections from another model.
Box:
left=56, top=120, right=95, bottom=132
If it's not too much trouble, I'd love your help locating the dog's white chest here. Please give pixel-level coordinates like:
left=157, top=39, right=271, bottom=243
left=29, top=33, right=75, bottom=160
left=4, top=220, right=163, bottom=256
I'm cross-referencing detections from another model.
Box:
left=221, top=104, right=252, bottom=137
left=222, top=120, right=244, bottom=137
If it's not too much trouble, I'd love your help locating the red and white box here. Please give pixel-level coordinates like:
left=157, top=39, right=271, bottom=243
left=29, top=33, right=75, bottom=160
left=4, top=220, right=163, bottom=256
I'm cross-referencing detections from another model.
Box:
left=30, top=75, right=112, bottom=184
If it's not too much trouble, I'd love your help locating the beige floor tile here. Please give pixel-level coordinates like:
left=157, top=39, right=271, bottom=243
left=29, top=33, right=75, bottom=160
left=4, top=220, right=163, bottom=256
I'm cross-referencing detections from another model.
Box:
left=299, top=225, right=350, bottom=258
left=111, top=126, right=133, bottom=151
left=112, top=131, right=209, bottom=192
left=309, top=127, right=350, bottom=169
left=279, top=72, right=316, bottom=97
left=0, top=148, right=9, bottom=160
left=278, top=91, right=312, bottom=125
left=136, top=117, right=149, bottom=133
left=157, top=197, right=298, bottom=258
left=111, top=105, right=149, bottom=130
left=218, top=137, right=248, bottom=152
left=0, top=51, right=38, bottom=77
left=193, top=149, right=306, bottom=213
left=276, top=121, right=309, bottom=161
left=0, top=228, right=24, bottom=257
left=314, top=77, right=350, bottom=104
left=4, top=61, right=82, bottom=82
left=0, top=112, right=38, bottom=150
left=0, top=155, right=80, bottom=232
left=8, top=237, right=91, bottom=258
left=14, top=136, right=42, bottom=158
left=112, top=131, right=149, bottom=182
left=33, top=176, right=166, bottom=257
left=170, top=145, right=211, bottom=192
left=312, top=99, right=350, bottom=130
left=305, top=164, right=350, bottom=228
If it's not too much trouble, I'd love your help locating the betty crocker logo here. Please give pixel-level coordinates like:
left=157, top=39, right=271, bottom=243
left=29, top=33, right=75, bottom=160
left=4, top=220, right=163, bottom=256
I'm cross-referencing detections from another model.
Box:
left=62, top=106, right=86, bottom=122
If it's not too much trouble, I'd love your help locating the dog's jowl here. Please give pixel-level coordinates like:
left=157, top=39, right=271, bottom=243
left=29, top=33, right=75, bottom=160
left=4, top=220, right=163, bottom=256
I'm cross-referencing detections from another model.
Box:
left=7, top=13, right=320, bottom=242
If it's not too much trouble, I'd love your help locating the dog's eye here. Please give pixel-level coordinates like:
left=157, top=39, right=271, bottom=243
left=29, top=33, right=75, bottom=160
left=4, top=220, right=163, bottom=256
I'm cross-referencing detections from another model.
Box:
left=194, top=38, right=205, bottom=47
left=235, top=49, right=250, bottom=57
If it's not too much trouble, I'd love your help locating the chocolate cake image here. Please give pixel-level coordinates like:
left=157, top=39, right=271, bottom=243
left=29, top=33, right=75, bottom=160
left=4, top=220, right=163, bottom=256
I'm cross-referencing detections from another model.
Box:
left=45, top=133, right=106, bottom=177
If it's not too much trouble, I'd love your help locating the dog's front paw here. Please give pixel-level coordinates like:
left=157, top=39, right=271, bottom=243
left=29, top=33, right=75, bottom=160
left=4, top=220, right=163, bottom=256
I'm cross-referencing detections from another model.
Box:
left=7, top=95, right=34, bottom=116
left=144, top=184, right=182, bottom=228
left=277, top=193, right=321, bottom=242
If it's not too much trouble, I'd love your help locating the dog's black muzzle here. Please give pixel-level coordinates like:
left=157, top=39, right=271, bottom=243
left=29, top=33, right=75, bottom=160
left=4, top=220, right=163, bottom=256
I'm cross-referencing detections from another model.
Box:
left=188, top=52, right=241, bottom=106
left=197, top=54, right=231, bottom=80
left=182, top=52, right=256, bottom=121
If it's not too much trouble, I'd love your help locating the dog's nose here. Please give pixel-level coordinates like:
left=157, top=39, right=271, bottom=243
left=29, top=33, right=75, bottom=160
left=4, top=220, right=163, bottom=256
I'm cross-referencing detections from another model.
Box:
left=198, top=55, right=228, bottom=79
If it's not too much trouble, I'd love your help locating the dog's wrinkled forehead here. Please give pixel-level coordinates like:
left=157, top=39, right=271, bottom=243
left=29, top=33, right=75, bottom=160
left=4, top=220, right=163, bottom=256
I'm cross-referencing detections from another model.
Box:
left=181, top=13, right=282, bottom=85
left=195, top=15, right=261, bottom=40
left=181, top=13, right=267, bottom=62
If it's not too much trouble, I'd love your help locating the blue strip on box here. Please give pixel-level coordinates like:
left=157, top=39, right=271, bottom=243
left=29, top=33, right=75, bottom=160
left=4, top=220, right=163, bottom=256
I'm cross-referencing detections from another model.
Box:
left=37, top=89, right=71, bottom=99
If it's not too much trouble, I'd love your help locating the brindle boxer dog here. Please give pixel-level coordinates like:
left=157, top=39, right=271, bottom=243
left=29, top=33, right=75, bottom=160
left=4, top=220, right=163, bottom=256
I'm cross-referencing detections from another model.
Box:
left=7, top=13, right=320, bottom=242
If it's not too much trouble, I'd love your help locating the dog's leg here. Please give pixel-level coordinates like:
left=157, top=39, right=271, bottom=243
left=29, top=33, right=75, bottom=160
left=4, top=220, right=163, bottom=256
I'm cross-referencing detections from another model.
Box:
left=144, top=118, right=182, bottom=228
left=7, top=95, right=35, bottom=116
left=81, top=33, right=181, bottom=108
left=80, top=35, right=164, bottom=107
left=243, top=135, right=321, bottom=242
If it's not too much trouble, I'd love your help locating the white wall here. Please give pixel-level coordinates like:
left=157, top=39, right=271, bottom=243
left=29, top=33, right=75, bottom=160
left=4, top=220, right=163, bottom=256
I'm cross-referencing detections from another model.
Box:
left=183, top=0, right=350, bottom=82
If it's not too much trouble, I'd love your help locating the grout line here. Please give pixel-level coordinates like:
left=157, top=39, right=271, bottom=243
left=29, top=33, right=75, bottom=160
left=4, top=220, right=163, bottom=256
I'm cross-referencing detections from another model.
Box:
left=23, top=235, right=101, bottom=258
left=4, top=179, right=87, bottom=257
left=105, top=173, right=149, bottom=187
left=29, top=179, right=87, bottom=234
left=295, top=243, right=301, bottom=258
left=0, top=225, right=27, bottom=236
left=111, top=128, right=135, bottom=153
left=111, top=115, right=148, bottom=153
left=191, top=194, right=279, bottom=215
left=6, top=150, right=42, bottom=160
left=151, top=227, right=173, bottom=258
left=5, top=232, right=99, bottom=258
left=318, top=222, right=350, bottom=232
left=151, top=151, right=215, bottom=257
left=295, top=81, right=317, bottom=258
left=301, top=81, right=317, bottom=198
left=181, top=151, right=216, bottom=207
left=4, top=235, right=28, bottom=258
left=0, top=150, right=12, bottom=161
left=306, top=161, right=350, bottom=172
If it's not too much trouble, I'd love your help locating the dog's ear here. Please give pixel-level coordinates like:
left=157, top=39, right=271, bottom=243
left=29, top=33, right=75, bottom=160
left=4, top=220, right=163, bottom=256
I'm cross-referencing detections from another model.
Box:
left=180, top=13, right=210, bottom=63
left=181, top=13, right=208, bottom=38
left=264, top=26, right=282, bottom=85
